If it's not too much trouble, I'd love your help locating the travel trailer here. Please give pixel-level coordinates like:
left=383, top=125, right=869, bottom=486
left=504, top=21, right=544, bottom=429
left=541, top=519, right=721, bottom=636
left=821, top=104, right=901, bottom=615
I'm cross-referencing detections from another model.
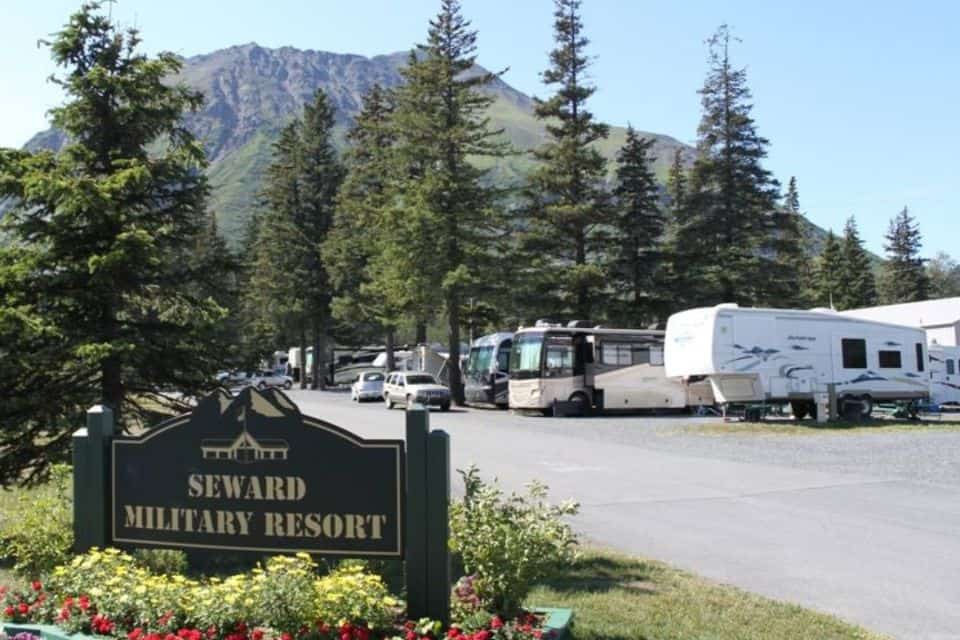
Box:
left=928, top=343, right=960, bottom=406
left=508, top=323, right=714, bottom=415
left=464, top=332, right=514, bottom=408
left=664, top=304, right=930, bottom=418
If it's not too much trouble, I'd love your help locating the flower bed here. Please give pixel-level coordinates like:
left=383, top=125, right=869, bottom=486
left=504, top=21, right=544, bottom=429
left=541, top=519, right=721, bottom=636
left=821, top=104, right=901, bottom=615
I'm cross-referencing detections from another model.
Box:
left=0, top=549, right=567, bottom=640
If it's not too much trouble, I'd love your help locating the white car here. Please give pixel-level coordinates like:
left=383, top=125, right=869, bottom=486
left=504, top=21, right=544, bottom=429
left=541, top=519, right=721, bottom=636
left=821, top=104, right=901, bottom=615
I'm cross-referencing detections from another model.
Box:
left=245, top=370, right=293, bottom=390
left=383, top=371, right=451, bottom=411
left=351, top=370, right=385, bottom=402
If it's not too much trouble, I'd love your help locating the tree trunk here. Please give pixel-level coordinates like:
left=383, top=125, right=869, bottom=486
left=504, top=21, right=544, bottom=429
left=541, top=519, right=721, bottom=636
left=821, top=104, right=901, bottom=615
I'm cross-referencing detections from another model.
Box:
left=310, top=317, right=322, bottom=390
left=385, top=327, right=396, bottom=372
left=415, top=321, right=427, bottom=345
left=447, top=294, right=465, bottom=405
left=299, top=328, right=308, bottom=390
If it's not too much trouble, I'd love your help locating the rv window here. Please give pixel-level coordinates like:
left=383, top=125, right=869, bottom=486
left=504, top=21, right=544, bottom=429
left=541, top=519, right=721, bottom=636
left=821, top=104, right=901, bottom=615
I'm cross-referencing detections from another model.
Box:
left=916, top=343, right=925, bottom=372
left=650, top=347, right=664, bottom=366
left=948, top=360, right=956, bottom=376
left=497, top=343, right=511, bottom=373
left=841, top=339, right=867, bottom=369
left=878, top=350, right=902, bottom=369
left=631, top=345, right=651, bottom=365
left=544, top=336, right=574, bottom=377
left=601, top=342, right=632, bottom=366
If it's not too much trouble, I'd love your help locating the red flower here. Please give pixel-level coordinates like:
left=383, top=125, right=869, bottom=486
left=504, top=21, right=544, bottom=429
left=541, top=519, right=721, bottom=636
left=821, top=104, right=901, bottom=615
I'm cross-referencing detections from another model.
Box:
left=206, top=626, right=218, bottom=639
left=129, top=628, right=145, bottom=640
left=405, top=631, right=417, bottom=640
left=490, top=617, right=503, bottom=630
left=447, top=629, right=461, bottom=638
left=3, top=606, right=14, bottom=617
left=79, top=595, right=91, bottom=612
left=31, top=581, right=43, bottom=592
left=18, top=603, right=29, bottom=615
left=356, top=629, right=370, bottom=640
left=473, top=632, right=490, bottom=640
left=252, top=630, right=265, bottom=640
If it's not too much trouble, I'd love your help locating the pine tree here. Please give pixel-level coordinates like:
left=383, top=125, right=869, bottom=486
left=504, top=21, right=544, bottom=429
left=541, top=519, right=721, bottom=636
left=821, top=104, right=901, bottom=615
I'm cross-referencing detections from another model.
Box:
left=324, top=85, right=405, bottom=369
left=611, top=126, right=664, bottom=325
left=673, top=25, right=781, bottom=307
left=0, top=2, right=229, bottom=484
left=878, top=206, right=929, bottom=304
left=246, top=91, right=343, bottom=388
left=767, top=176, right=810, bottom=307
left=660, top=149, right=688, bottom=315
left=521, top=0, right=612, bottom=321
left=927, top=252, right=960, bottom=298
left=389, top=0, right=509, bottom=404
left=811, top=230, right=843, bottom=308
left=838, top=216, right=877, bottom=310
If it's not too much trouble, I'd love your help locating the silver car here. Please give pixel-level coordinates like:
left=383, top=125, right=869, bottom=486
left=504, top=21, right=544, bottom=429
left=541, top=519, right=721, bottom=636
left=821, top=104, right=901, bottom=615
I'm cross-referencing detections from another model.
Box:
left=383, top=371, right=451, bottom=411
left=351, top=370, right=385, bottom=402
left=245, top=370, right=293, bottom=390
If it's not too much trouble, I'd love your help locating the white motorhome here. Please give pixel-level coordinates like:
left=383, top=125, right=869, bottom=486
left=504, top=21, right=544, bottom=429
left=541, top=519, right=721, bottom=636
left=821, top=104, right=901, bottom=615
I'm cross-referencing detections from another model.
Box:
left=508, top=323, right=714, bottom=415
left=664, top=304, right=930, bottom=418
left=928, top=343, right=960, bottom=406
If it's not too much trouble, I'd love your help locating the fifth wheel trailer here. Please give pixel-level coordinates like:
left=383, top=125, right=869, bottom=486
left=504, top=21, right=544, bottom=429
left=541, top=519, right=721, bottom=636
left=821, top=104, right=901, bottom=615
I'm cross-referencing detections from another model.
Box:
left=664, top=304, right=930, bottom=417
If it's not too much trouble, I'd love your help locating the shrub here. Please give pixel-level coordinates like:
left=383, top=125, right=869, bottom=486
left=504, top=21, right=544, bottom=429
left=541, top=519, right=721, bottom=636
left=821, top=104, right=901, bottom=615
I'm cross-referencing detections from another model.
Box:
left=314, top=564, right=398, bottom=630
left=132, top=548, right=188, bottom=575
left=0, top=464, right=73, bottom=578
left=449, top=466, right=579, bottom=617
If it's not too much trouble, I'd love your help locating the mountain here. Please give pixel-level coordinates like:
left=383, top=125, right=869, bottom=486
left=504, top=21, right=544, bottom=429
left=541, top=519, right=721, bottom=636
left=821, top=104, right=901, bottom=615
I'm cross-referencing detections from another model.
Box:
left=22, top=43, right=693, bottom=245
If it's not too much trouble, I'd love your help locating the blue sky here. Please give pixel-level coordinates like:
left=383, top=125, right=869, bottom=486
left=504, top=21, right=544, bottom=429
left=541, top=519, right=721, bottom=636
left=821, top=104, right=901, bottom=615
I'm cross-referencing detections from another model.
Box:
left=2, top=0, right=957, bottom=258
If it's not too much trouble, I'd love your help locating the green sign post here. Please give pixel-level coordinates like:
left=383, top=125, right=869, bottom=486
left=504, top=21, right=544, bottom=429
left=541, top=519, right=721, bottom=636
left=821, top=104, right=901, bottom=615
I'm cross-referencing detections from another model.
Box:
left=72, top=388, right=450, bottom=625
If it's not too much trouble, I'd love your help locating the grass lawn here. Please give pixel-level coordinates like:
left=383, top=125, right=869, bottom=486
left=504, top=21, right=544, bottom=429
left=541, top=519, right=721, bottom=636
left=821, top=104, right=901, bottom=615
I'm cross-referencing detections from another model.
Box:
left=678, top=418, right=960, bottom=436
left=528, top=549, right=887, bottom=640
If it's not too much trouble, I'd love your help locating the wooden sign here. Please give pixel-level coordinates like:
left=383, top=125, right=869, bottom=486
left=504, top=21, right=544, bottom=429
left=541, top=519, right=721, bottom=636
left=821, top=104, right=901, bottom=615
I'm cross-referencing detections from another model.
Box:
left=111, top=388, right=404, bottom=556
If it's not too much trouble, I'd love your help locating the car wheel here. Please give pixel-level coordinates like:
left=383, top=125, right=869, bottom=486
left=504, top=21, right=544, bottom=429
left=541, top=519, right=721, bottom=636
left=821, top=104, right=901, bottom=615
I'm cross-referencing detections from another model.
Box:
left=384, top=395, right=393, bottom=409
left=283, top=380, right=292, bottom=390
left=406, top=395, right=413, bottom=409
left=859, top=395, right=873, bottom=417
left=441, top=402, right=451, bottom=412
left=257, top=381, right=267, bottom=390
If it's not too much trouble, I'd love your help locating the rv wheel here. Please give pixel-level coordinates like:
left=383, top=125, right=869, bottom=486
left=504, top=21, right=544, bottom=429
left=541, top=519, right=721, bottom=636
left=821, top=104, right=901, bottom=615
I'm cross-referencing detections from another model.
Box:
left=790, top=400, right=809, bottom=420
left=859, top=395, right=874, bottom=417
left=569, top=392, right=590, bottom=417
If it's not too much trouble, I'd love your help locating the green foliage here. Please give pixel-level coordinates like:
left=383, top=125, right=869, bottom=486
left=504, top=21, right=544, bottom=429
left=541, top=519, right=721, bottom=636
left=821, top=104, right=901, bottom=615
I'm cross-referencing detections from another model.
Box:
left=519, top=0, right=613, bottom=321
left=811, top=230, right=844, bottom=308
left=131, top=548, right=188, bottom=576
left=766, top=176, right=811, bottom=307
left=670, top=25, right=781, bottom=308
left=610, top=127, right=666, bottom=325
left=926, top=252, right=960, bottom=298
left=838, top=216, right=877, bottom=310
left=0, top=2, right=232, bottom=484
left=878, top=206, right=929, bottom=304
left=449, top=466, right=580, bottom=617
left=0, top=464, right=73, bottom=577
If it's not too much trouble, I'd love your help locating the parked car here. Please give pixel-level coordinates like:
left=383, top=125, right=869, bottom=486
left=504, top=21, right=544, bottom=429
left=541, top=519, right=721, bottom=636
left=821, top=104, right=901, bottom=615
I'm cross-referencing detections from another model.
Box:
left=351, top=370, right=386, bottom=402
left=216, top=370, right=248, bottom=386
left=383, top=371, right=451, bottom=411
left=245, top=370, right=294, bottom=390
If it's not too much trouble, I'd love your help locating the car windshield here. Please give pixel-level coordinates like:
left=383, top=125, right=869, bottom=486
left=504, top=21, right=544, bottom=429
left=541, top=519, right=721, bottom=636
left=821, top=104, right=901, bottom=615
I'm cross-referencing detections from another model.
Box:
left=466, top=346, right=494, bottom=376
left=406, top=374, right=437, bottom=385
left=510, top=332, right=544, bottom=380
left=363, top=372, right=384, bottom=381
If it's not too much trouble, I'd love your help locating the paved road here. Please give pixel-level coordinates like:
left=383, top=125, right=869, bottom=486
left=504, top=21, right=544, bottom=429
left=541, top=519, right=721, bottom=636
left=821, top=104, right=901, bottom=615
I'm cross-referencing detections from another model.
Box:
left=286, top=390, right=960, bottom=639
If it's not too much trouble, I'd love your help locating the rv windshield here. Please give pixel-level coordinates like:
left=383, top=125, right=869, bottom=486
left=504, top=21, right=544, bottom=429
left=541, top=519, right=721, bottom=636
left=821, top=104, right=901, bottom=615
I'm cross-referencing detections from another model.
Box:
left=510, top=332, right=544, bottom=380
left=466, top=346, right=494, bottom=377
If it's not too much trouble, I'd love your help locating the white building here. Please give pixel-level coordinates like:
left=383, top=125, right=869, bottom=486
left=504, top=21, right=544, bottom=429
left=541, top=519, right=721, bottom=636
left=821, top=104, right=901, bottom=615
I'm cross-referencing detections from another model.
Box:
left=841, top=298, right=960, bottom=346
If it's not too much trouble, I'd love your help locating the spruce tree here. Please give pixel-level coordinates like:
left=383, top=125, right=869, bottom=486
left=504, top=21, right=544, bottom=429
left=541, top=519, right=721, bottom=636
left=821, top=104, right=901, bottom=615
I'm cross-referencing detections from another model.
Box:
left=324, top=85, right=405, bottom=369
left=878, top=206, right=929, bottom=304
left=611, top=126, right=664, bottom=325
left=246, top=91, right=343, bottom=388
left=673, top=25, right=780, bottom=307
left=838, top=216, right=877, bottom=310
left=390, top=0, right=509, bottom=404
left=0, top=2, right=229, bottom=483
left=660, top=149, right=688, bottom=315
left=767, top=176, right=810, bottom=307
left=811, top=230, right=843, bottom=308
left=522, top=0, right=612, bottom=321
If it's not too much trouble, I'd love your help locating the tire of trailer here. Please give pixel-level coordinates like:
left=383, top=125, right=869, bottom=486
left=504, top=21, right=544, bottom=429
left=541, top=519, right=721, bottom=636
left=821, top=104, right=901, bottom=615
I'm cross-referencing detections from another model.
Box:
left=859, top=395, right=874, bottom=417
left=790, top=400, right=809, bottom=420
left=568, top=392, right=590, bottom=417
